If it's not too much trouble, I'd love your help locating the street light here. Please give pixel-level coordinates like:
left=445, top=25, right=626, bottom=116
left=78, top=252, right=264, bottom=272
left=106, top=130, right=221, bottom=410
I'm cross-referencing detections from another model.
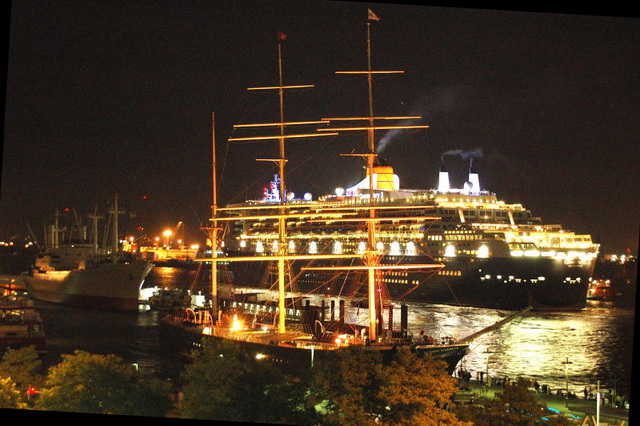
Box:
left=163, top=229, right=172, bottom=248
left=484, top=350, right=494, bottom=388
left=562, top=357, right=573, bottom=407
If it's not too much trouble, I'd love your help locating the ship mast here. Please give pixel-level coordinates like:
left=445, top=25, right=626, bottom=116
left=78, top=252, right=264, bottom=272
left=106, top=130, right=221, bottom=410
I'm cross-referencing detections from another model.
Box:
left=108, top=192, right=125, bottom=256
left=317, top=12, right=430, bottom=341
left=208, top=112, right=221, bottom=317
left=88, top=205, right=103, bottom=256
left=226, top=34, right=338, bottom=333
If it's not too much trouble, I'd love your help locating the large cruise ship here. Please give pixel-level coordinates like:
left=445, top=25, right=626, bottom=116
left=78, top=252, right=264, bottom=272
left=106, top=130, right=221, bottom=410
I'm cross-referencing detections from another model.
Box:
left=221, top=159, right=598, bottom=311
left=215, top=12, right=598, bottom=313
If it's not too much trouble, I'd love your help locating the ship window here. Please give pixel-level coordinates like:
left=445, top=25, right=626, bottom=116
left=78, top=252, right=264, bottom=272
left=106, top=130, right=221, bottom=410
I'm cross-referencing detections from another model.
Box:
left=406, top=241, right=417, bottom=255
left=357, top=242, right=366, bottom=254
left=444, top=245, right=456, bottom=257
left=333, top=241, right=342, bottom=254
left=389, top=241, right=401, bottom=256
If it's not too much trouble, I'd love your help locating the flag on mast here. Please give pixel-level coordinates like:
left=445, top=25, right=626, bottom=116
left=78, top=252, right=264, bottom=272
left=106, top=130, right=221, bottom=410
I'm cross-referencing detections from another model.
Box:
left=277, top=31, right=287, bottom=41
left=367, top=9, right=380, bottom=21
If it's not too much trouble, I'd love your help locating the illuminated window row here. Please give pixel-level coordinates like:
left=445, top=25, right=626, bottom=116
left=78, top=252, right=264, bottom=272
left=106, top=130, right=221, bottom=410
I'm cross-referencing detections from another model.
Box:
left=445, top=234, right=483, bottom=241
left=444, top=244, right=490, bottom=258
left=239, top=239, right=419, bottom=256
left=479, top=275, right=548, bottom=283
left=437, top=270, right=462, bottom=276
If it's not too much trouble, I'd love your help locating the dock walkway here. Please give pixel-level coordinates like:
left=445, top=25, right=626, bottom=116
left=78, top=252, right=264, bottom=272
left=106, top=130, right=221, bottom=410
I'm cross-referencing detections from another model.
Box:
left=459, top=379, right=630, bottom=425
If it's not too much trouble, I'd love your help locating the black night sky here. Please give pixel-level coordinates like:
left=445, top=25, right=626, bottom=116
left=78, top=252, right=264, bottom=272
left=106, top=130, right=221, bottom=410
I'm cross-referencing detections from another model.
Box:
left=2, top=1, right=639, bottom=254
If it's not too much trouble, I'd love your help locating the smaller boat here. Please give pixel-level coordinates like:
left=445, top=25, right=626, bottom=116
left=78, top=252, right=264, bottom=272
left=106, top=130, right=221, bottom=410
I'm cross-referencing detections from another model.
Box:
left=147, top=287, right=192, bottom=310
left=587, top=279, right=613, bottom=301
left=0, top=291, right=46, bottom=352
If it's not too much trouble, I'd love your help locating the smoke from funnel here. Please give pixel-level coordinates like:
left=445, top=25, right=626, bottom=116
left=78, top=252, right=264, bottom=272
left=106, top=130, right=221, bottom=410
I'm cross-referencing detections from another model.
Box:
left=377, top=119, right=416, bottom=153
left=376, top=87, right=462, bottom=153
left=442, top=147, right=484, bottom=160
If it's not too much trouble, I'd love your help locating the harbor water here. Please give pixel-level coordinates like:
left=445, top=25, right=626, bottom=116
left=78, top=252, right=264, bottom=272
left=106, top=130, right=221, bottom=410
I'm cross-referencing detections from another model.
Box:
left=34, top=266, right=635, bottom=399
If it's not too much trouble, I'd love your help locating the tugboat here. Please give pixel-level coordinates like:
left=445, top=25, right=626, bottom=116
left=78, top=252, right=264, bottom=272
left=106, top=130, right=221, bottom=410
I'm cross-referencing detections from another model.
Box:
left=587, top=279, right=613, bottom=301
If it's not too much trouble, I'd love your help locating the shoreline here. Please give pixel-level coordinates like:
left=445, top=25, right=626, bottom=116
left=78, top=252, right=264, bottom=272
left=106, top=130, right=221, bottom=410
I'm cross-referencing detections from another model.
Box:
left=458, top=378, right=630, bottom=424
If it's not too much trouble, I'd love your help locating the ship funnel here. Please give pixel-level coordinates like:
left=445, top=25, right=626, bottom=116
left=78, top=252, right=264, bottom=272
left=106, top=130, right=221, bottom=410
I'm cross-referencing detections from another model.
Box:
left=371, top=166, right=398, bottom=191
left=345, top=165, right=399, bottom=196
left=438, top=156, right=451, bottom=193
left=467, top=157, right=480, bottom=194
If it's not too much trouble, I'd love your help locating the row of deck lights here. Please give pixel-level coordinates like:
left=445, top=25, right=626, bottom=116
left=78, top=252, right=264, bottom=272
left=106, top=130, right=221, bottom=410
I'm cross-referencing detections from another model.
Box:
left=238, top=238, right=594, bottom=261
left=242, top=239, right=420, bottom=256
left=231, top=301, right=302, bottom=318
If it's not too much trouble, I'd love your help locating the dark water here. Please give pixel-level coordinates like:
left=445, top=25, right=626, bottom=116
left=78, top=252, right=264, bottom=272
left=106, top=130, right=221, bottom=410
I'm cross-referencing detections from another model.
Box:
left=34, top=267, right=635, bottom=398
left=36, top=267, right=198, bottom=384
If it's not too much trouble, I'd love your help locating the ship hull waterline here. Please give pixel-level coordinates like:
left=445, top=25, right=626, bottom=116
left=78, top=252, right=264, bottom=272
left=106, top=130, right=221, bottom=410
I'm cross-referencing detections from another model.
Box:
left=23, top=262, right=155, bottom=312
left=163, top=318, right=469, bottom=375
left=224, top=252, right=593, bottom=311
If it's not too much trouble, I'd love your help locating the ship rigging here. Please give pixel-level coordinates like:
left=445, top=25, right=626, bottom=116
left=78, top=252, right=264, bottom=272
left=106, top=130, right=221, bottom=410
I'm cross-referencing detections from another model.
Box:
left=190, top=13, right=470, bottom=372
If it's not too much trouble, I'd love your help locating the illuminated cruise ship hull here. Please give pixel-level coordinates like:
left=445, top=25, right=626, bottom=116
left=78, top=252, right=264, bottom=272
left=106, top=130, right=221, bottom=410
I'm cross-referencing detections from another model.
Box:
left=224, top=251, right=592, bottom=311
left=388, top=255, right=591, bottom=310
left=221, top=165, right=598, bottom=312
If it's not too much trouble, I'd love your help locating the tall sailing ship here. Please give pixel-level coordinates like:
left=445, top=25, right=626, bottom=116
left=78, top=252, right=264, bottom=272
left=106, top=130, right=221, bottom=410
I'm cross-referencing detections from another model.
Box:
left=187, top=13, right=478, bottom=375
left=23, top=195, right=154, bottom=311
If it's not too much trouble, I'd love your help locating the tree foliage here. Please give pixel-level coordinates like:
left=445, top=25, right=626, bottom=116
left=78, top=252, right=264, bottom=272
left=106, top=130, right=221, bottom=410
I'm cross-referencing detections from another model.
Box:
left=307, top=346, right=385, bottom=425
left=180, top=338, right=309, bottom=423
left=454, top=377, right=573, bottom=426
left=307, top=347, right=470, bottom=425
left=377, top=349, right=470, bottom=425
left=35, top=350, right=173, bottom=417
left=0, top=346, right=44, bottom=394
left=0, top=376, right=28, bottom=409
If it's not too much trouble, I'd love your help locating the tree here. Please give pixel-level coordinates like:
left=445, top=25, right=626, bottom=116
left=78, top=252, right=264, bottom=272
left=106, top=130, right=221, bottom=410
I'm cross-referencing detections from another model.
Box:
left=455, top=377, right=573, bottom=425
left=0, top=376, right=28, bottom=409
left=0, top=346, right=44, bottom=395
left=307, top=346, right=385, bottom=425
left=377, top=349, right=471, bottom=425
left=307, top=347, right=469, bottom=425
left=180, top=338, right=308, bottom=423
left=35, top=350, right=173, bottom=417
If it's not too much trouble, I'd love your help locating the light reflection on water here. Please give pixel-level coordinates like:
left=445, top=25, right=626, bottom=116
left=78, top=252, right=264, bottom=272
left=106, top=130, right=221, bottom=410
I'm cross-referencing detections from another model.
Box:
left=143, top=266, right=198, bottom=290
left=411, top=302, right=634, bottom=397
left=245, top=289, right=635, bottom=397
left=37, top=267, right=635, bottom=399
